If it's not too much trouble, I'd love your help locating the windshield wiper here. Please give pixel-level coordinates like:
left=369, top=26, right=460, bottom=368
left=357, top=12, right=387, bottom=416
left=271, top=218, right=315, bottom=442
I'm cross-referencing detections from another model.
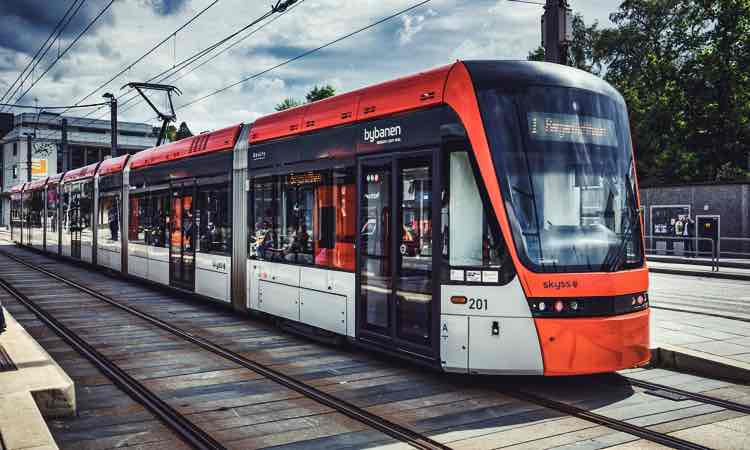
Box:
left=601, top=170, right=639, bottom=272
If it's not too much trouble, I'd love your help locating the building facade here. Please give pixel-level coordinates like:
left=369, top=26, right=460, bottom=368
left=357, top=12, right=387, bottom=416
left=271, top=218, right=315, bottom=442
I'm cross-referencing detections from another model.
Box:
left=0, top=112, right=155, bottom=226
left=640, top=182, right=750, bottom=258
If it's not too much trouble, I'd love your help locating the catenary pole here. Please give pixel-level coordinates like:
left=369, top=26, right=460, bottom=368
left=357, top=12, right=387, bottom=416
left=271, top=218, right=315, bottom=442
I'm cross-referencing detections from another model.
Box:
left=543, top=0, right=572, bottom=65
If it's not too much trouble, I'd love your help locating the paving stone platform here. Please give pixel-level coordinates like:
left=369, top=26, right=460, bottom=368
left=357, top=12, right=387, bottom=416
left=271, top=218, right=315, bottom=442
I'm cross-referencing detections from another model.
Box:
left=0, top=310, right=75, bottom=450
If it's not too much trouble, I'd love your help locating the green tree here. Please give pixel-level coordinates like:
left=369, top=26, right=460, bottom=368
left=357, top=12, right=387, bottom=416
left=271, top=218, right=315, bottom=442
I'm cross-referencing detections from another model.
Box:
left=528, top=1, right=750, bottom=184
left=305, top=84, right=336, bottom=103
left=274, top=97, right=302, bottom=111
left=175, top=121, right=193, bottom=140
left=165, top=124, right=177, bottom=142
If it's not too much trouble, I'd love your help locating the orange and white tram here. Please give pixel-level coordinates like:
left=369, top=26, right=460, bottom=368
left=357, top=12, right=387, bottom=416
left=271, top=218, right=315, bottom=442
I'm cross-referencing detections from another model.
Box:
left=10, top=60, right=650, bottom=375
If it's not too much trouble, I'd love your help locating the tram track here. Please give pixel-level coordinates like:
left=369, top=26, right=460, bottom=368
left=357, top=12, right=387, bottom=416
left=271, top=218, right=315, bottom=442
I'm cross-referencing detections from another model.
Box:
left=0, top=277, right=226, bottom=450
left=1, top=245, right=745, bottom=450
left=623, top=376, right=750, bottom=415
left=497, top=388, right=712, bottom=450
left=0, top=248, right=449, bottom=450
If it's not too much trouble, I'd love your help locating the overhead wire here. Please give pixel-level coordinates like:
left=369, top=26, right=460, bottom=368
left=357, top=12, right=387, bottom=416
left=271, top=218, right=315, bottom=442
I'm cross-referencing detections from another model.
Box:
left=174, top=0, right=433, bottom=112
left=0, top=101, right=108, bottom=109
left=116, top=0, right=307, bottom=117
left=38, top=0, right=305, bottom=140
left=32, top=0, right=224, bottom=141
left=0, top=0, right=87, bottom=111
left=12, top=0, right=115, bottom=106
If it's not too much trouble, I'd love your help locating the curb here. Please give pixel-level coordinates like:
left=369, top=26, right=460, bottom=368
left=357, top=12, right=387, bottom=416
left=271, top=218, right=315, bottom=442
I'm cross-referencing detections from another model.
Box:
left=647, top=256, right=750, bottom=270
left=648, top=267, right=750, bottom=282
left=650, top=345, right=750, bottom=383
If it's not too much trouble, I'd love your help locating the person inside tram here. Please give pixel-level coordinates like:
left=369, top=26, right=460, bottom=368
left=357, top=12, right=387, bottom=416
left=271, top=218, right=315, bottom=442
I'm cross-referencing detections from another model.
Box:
left=183, top=207, right=194, bottom=251
left=108, top=203, right=119, bottom=241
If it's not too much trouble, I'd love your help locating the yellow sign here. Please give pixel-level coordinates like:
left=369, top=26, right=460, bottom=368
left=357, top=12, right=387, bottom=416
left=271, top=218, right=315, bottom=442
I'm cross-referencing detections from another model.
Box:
left=31, top=159, right=48, bottom=180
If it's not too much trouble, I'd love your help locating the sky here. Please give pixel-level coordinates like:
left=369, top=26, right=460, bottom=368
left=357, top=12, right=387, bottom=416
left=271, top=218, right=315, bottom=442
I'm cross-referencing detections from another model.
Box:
left=0, top=0, right=621, bottom=133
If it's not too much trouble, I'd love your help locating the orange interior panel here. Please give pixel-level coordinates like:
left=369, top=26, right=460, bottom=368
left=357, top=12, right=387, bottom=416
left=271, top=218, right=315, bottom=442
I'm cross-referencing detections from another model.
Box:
left=535, top=309, right=651, bottom=375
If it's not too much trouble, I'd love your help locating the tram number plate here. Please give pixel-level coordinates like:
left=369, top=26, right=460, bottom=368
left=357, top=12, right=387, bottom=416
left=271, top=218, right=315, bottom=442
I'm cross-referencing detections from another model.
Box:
left=468, top=298, right=488, bottom=310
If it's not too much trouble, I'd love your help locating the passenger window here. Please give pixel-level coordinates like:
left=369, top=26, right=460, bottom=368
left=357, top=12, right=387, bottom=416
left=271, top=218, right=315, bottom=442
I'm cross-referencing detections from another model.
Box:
left=197, top=185, right=231, bottom=255
left=128, top=194, right=147, bottom=243
left=99, top=194, right=120, bottom=242
left=443, top=151, right=511, bottom=279
left=250, top=167, right=356, bottom=271
left=147, top=193, right=169, bottom=248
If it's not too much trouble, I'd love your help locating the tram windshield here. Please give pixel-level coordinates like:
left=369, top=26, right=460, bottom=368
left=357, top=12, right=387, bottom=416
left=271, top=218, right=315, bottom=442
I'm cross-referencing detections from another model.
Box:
left=477, top=86, right=643, bottom=273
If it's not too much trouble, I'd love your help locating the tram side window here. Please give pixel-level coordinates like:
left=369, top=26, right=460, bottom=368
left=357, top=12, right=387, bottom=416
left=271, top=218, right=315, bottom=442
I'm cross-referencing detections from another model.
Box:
left=31, top=191, right=44, bottom=228
left=80, top=182, right=93, bottom=233
left=147, top=193, right=169, bottom=248
left=61, top=188, right=70, bottom=232
left=251, top=177, right=281, bottom=260
left=316, top=167, right=355, bottom=270
left=47, top=186, right=59, bottom=232
left=250, top=167, right=356, bottom=270
left=99, top=194, right=120, bottom=241
left=128, top=194, right=147, bottom=243
left=10, top=198, right=21, bottom=228
left=197, top=185, right=231, bottom=255
left=443, top=151, right=510, bottom=278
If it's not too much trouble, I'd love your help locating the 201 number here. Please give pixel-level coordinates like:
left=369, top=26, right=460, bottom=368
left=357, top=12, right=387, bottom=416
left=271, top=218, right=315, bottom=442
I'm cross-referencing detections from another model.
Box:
left=468, top=298, right=488, bottom=310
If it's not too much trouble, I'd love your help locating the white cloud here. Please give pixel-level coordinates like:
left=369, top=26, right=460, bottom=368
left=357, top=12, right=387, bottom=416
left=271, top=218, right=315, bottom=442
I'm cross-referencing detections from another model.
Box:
left=0, top=0, right=622, bottom=132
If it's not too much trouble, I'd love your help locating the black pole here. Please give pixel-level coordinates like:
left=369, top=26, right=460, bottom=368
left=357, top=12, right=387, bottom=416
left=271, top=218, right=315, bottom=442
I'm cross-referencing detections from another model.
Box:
left=110, top=96, right=118, bottom=158
left=26, top=133, right=32, bottom=182
left=543, top=0, right=571, bottom=65
left=61, top=118, right=68, bottom=172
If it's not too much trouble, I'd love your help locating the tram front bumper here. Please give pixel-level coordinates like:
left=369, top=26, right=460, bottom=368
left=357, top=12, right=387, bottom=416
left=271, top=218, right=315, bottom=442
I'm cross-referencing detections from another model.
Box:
left=534, top=309, right=650, bottom=376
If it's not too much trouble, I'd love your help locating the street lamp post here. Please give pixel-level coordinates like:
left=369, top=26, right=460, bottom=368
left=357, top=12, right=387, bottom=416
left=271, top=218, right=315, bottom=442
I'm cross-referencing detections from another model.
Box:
left=103, top=93, right=117, bottom=158
left=542, top=0, right=573, bottom=65
left=22, top=132, right=33, bottom=182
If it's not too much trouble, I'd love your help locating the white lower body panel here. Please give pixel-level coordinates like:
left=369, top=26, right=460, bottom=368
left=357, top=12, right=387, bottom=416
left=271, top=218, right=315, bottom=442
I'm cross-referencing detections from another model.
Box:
left=195, top=253, right=230, bottom=303
left=439, top=278, right=543, bottom=375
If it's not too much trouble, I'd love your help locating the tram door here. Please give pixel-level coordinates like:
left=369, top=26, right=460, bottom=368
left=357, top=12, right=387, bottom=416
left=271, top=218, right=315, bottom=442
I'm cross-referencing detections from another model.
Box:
left=169, top=187, right=196, bottom=291
left=357, top=152, right=438, bottom=359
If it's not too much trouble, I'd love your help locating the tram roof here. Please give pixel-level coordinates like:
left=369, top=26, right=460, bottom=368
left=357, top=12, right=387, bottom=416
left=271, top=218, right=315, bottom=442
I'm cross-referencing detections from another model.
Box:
left=98, top=154, right=130, bottom=177
left=129, top=124, right=242, bottom=171
left=248, top=63, right=453, bottom=144
left=25, top=178, right=49, bottom=191
left=62, top=161, right=100, bottom=183
left=48, top=172, right=64, bottom=184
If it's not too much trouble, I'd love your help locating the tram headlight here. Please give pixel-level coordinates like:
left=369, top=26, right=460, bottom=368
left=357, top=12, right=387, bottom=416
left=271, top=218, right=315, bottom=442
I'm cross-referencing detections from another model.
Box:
left=538, top=302, right=546, bottom=311
left=569, top=301, right=578, bottom=311
left=554, top=300, right=564, bottom=313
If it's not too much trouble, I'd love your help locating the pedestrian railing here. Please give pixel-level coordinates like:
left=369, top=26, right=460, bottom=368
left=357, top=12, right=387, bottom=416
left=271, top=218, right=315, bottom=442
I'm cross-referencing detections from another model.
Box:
left=644, top=235, right=719, bottom=271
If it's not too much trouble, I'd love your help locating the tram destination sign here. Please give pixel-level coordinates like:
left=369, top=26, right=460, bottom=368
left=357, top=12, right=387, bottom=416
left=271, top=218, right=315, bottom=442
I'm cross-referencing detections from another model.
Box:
left=528, top=112, right=618, bottom=147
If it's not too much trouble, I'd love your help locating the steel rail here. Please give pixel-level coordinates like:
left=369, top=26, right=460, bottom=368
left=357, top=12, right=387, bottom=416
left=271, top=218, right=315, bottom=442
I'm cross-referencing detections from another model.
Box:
left=499, top=388, right=711, bottom=450
left=3, top=247, right=727, bottom=450
left=624, top=376, right=750, bottom=415
left=0, top=276, right=225, bottom=450
left=0, top=248, right=449, bottom=450
left=650, top=305, right=750, bottom=323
